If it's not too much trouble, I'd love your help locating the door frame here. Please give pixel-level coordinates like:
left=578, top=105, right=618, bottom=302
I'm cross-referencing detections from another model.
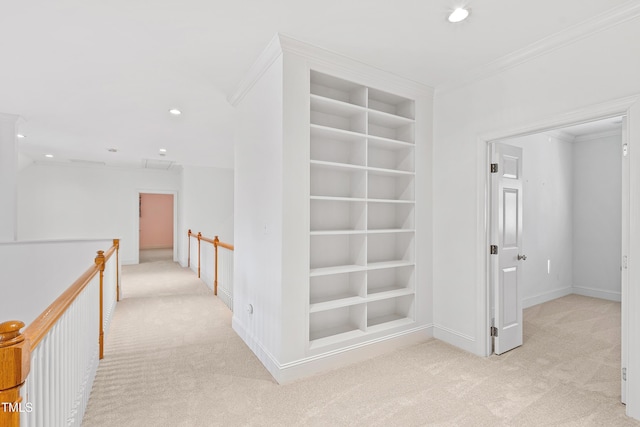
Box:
left=134, top=189, right=178, bottom=264
left=476, top=95, right=639, bottom=416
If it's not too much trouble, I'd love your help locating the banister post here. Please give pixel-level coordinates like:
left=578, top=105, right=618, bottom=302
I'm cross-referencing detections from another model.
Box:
left=0, top=320, right=30, bottom=427
left=197, top=232, right=202, bottom=279
left=187, top=229, right=191, bottom=268
left=95, top=250, right=106, bottom=360
left=214, top=236, right=219, bottom=296
left=113, top=239, right=120, bottom=302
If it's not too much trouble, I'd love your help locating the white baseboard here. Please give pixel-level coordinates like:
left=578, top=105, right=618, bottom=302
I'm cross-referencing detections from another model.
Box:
left=523, top=287, right=573, bottom=309
left=232, top=318, right=432, bottom=384
left=433, top=324, right=476, bottom=354
left=572, top=286, right=621, bottom=302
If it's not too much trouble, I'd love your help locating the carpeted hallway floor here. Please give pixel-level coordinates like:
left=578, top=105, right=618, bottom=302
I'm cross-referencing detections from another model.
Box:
left=82, top=260, right=638, bottom=426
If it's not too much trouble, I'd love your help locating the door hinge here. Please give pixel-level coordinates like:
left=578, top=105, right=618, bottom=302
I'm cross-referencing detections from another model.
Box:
left=623, top=367, right=627, bottom=381
left=491, top=163, right=498, bottom=173
left=491, top=326, right=498, bottom=337
left=490, top=245, right=498, bottom=255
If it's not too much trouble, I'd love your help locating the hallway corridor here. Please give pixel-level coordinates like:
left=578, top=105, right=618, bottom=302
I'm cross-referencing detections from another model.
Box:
left=81, top=260, right=273, bottom=426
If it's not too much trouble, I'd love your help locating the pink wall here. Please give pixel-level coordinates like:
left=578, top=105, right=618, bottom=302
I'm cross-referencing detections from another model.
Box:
left=139, top=193, right=173, bottom=249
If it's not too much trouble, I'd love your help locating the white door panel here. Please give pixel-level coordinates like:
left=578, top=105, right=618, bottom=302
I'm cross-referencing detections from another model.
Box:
left=492, top=143, right=524, bottom=355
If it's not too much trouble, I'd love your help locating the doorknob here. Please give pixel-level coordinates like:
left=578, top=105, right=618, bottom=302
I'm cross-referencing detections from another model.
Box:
left=517, top=254, right=527, bottom=261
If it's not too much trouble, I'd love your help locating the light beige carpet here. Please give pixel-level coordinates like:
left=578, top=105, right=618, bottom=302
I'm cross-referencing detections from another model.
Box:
left=83, top=262, right=638, bottom=426
left=139, top=248, right=173, bottom=264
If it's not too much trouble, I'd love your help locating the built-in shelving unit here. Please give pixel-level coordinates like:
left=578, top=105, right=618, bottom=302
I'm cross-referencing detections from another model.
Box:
left=309, top=70, right=416, bottom=349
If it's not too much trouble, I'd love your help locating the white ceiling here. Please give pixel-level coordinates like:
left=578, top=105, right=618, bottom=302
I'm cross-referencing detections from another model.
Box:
left=0, top=0, right=632, bottom=169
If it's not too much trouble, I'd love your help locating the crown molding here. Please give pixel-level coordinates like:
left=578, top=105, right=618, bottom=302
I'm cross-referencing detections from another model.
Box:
left=227, top=35, right=284, bottom=107
left=546, top=130, right=575, bottom=143
left=437, top=1, right=640, bottom=95
left=0, top=112, right=20, bottom=123
left=228, top=33, right=433, bottom=107
left=573, top=128, right=622, bottom=143
left=479, top=94, right=639, bottom=143
left=278, top=34, right=433, bottom=98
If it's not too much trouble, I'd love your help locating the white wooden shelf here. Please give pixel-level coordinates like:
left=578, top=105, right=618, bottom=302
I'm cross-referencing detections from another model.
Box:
left=368, top=109, right=415, bottom=128
left=311, top=94, right=368, bottom=117
left=311, top=160, right=367, bottom=172
left=367, top=260, right=415, bottom=271
left=310, top=295, right=366, bottom=313
left=368, top=134, right=414, bottom=149
left=310, top=264, right=367, bottom=277
left=309, top=70, right=416, bottom=348
left=311, top=124, right=367, bottom=141
left=367, top=316, right=413, bottom=333
left=367, top=166, right=415, bottom=177
left=366, top=228, right=415, bottom=234
left=310, top=230, right=367, bottom=236
left=367, top=198, right=415, bottom=204
left=310, top=196, right=367, bottom=202
left=309, top=328, right=365, bottom=349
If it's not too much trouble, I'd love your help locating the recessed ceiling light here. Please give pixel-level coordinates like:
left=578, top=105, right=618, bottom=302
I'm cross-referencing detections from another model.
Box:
left=17, top=134, right=25, bottom=139
left=448, top=7, right=470, bottom=23
left=169, top=109, right=181, bottom=115
left=159, top=148, right=167, bottom=153
left=45, top=154, right=54, bottom=158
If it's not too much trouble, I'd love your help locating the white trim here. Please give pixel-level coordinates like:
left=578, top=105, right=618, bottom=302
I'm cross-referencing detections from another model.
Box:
left=523, top=287, right=573, bottom=309
left=233, top=316, right=432, bottom=384
left=437, top=1, right=640, bottom=94
left=546, top=130, right=575, bottom=143
left=0, top=112, right=20, bottom=122
left=574, top=129, right=623, bottom=143
left=231, top=317, right=282, bottom=380
left=573, top=286, right=622, bottom=302
left=227, top=35, right=284, bottom=107
left=228, top=34, right=433, bottom=107
left=433, top=324, right=476, bottom=354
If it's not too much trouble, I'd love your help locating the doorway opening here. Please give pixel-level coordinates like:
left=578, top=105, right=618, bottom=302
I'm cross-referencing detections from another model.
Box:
left=488, top=115, right=627, bottom=404
left=138, top=192, right=175, bottom=263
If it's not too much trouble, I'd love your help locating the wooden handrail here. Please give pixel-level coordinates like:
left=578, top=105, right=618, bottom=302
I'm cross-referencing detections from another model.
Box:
left=187, top=231, right=233, bottom=296
left=1, top=239, right=120, bottom=426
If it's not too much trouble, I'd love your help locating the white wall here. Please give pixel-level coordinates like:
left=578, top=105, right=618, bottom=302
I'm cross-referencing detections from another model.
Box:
left=0, top=113, right=18, bottom=241
left=504, top=133, right=574, bottom=307
left=232, top=53, right=284, bottom=369
left=573, top=132, right=622, bottom=300
left=433, top=14, right=640, bottom=419
left=0, top=238, right=112, bottom=325
left=17, top=163, right=180, bottom=264
left=178, top=165, right=234, bottom=275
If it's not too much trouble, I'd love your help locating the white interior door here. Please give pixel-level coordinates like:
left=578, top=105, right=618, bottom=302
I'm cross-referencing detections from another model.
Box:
left=491, top=142, right=524, bottom=355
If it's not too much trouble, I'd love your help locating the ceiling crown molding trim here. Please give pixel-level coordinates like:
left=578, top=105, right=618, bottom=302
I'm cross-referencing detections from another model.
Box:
left=228, top=33, right=433, bottom=107
left=574, top=128, right=623, bottom=143
left=479, top=94, right=639, bottom=143
left=437, top=1, right=640, bottom=95
left=277, top=34, right=434, bottom=98
left=227, top=35, right=284, bottom=107
left=546, top=130, right=575, bottom=143
left=0, top=112, right=20, bottom=123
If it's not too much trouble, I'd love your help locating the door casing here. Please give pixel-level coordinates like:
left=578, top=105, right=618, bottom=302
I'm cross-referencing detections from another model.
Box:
left=477, top=95, right=638, bottom=416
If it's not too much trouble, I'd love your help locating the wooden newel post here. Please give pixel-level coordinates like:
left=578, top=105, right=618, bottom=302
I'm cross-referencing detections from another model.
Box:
left=214, top=236, right=219, bottom=296
left=197, top=232, right=202, bottom=279
left=95, top=250, right=106, bottom=360
left=113, top=239, right=120, bottom=302
left=187, top=229, right=192, bottom=268
left=0, top=320, right=30, bottom=427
